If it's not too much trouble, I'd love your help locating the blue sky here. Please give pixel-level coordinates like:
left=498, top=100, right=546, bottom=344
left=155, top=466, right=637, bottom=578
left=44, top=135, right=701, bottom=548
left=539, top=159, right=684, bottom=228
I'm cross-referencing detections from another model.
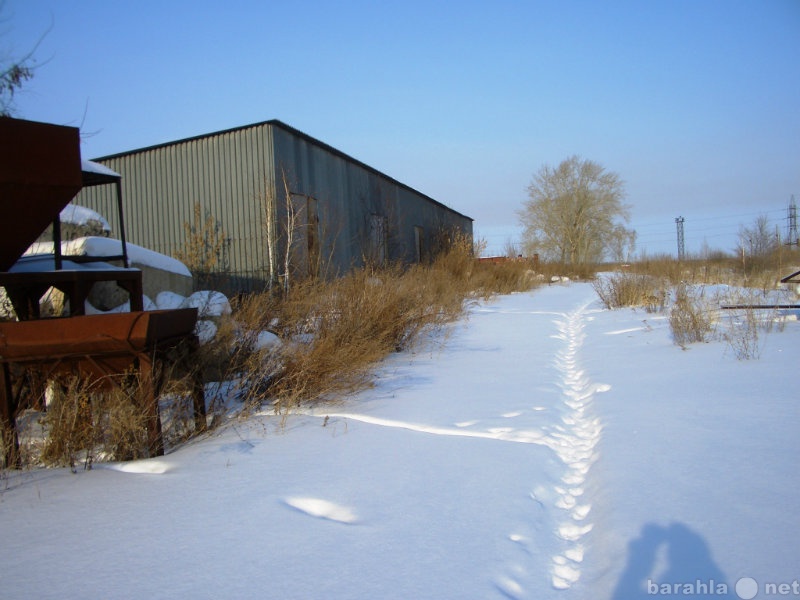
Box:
left=4, top=0, right=799, bottom=257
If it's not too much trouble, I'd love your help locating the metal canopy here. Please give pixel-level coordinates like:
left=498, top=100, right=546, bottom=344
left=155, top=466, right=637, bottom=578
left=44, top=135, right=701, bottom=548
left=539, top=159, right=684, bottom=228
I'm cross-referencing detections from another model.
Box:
left=81, top=159, right=121, bottom=187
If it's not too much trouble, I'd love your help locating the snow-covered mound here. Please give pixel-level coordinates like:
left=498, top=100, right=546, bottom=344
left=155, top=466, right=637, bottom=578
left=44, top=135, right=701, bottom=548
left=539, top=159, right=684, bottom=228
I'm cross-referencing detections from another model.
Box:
left=59, top=204, right=111, bottom=234
left=180, top=290, right=232, bottom=317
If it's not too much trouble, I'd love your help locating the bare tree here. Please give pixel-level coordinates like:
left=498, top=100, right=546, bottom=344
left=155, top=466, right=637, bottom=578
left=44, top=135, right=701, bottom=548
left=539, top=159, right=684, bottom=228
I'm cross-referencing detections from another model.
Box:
left=608, top=225, right=637, bottom=263
left=0, top=59, right=33, bottom=116
left=736, top=214, right=777, bottom=259
left=279, top=168, right=300, bottom=296
left=503, top=238, right=520, bottom=259
left=261, top=167, right=331, bottom=294
left=261, top=177, right=280, bottom=291
left=518, top=156, right=633, bottom=265
left=1, top=3, right=50, bottom=116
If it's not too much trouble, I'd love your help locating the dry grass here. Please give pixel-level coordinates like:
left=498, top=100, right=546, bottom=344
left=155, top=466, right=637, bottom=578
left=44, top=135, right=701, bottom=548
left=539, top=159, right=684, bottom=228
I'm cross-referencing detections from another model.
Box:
left=2, top=362, right=206, bottom=470
left=668, top=284, right=715, bottom=348
left=600, top=250, right=799, bottom=357
left=237, top=269, right=435, bottom=411
left=3, top=236, right=542, bottom=470
left=235, top=242, right=538, bottom=413
left=593, top=272, right=668, bottom=312
left=714, top=288, right=790, bottom=360
left=39, top=372, right=162, bottom=470
left=721, top=306, right=761, bottom=360
left=629, top=247, right=798, bottom=289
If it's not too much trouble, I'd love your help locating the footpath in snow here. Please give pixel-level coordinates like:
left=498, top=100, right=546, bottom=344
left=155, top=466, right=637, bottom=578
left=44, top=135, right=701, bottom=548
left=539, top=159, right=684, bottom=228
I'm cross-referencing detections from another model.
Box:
left=0, top=282, right=798, bottom=600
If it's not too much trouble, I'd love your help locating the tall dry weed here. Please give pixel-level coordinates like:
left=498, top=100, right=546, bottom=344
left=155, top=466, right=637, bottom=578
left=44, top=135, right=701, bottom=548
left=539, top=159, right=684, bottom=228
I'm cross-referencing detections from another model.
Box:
left=237, top=264, right=466, bottom=412
left=714, top=288, right=789, bottom=360
left=4, top=363, right=204, bottom=470
left=669, top=284, right=715, bottom=348
left=721, top=307, right=762, bottom=360
left=229, top=237, right=539, bottom=414
left=593, top=272, right=667, bottom=312
left=40, top=373, right=158, bottom=469
left=4, top=236, right=542, bottom=470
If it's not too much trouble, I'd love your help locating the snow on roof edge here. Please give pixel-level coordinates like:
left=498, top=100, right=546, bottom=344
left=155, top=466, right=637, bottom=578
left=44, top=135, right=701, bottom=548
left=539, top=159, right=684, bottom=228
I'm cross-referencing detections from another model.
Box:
left=81, top=159, right=120, bottom=179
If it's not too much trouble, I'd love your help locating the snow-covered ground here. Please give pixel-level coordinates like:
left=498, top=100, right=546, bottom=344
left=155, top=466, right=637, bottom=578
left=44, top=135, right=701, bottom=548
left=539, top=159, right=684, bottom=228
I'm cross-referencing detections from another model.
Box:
left=1, top=281, right=798, bottom=599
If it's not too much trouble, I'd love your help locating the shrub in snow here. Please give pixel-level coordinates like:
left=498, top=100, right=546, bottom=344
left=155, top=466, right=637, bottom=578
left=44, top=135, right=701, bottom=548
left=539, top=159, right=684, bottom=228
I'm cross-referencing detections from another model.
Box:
left=669, top=284, right=714, bottom=347
left=714, top=288, right=785, bottom=360
left=593, top=272, right=666, bottom=312
left=721, top=310, right=762, bottom=360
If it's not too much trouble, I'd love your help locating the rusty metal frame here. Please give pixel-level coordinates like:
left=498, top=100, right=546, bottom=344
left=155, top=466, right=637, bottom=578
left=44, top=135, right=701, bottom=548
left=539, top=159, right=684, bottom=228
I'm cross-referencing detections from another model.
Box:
left=0, top=309, right=206, bottom=469
left=0, top=118, right=206, bottom=470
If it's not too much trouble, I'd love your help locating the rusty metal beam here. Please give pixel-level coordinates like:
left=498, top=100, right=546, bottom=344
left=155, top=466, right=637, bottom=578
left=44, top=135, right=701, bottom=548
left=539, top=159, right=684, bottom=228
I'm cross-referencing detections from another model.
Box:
left=0, top=309, right=204, bottom=469
left=720, top=305, right=800, bottom=310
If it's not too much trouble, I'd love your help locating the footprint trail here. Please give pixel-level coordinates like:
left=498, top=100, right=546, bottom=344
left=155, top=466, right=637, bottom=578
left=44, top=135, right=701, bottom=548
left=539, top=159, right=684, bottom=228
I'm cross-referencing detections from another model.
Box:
left=547, top=303, right=607, bottom=590
left=496, top=301, right=609, bottom=596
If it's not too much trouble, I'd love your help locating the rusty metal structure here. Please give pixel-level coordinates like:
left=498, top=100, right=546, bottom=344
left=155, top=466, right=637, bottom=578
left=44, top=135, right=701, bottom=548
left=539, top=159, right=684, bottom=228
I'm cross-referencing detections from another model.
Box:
left=0, top=117, right=205, bottom=468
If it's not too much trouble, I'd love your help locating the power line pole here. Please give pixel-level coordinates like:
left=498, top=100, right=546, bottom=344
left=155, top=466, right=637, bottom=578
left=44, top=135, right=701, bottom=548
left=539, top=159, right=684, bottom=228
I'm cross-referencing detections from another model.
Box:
left=787, top=195, right=798, bottom=247
left=675, top=216, right=685, bottom=261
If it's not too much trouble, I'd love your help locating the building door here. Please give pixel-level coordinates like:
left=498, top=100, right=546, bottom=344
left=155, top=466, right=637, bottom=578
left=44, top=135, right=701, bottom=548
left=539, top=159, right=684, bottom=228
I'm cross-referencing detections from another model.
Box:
left=307, top=197, right=320, bottom=277
left=369, top=214, right=388, bottom=267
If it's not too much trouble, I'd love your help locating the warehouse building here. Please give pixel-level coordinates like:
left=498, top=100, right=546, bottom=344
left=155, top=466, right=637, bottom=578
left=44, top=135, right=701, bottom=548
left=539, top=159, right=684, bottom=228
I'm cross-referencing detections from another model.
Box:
left=76, top=120, right=473, bottom=293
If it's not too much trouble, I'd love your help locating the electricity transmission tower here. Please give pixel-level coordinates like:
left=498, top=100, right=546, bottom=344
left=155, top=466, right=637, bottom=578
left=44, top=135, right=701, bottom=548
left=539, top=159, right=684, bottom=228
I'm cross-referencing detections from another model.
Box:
left=787, top=196, right=798, bottom=247
left=675, top=216, right=685, bottom=260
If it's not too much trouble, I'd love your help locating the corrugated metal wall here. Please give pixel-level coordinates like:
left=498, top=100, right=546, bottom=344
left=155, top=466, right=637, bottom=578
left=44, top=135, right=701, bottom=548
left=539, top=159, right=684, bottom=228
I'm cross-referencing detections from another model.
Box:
left=77, top=123, right=276, bottom=291
left=75, top=121, right=472, bottom=293
left=270, top=123, right=473, bottom=273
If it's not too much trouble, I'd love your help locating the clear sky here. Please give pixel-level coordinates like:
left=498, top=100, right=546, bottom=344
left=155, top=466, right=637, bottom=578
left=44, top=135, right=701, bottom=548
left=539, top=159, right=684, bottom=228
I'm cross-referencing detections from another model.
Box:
left=4, top=0, right=799, bottom=257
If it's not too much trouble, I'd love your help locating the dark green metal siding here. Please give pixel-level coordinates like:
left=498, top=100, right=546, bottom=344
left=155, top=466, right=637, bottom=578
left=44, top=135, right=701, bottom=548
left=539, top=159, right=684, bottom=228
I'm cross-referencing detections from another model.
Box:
left=76, top=123, right=276, bottom=291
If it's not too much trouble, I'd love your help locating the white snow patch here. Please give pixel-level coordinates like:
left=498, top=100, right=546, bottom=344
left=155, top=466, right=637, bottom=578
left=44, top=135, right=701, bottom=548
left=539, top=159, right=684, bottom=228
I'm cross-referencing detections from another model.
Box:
left=255, top=330, right=281, bottom=350
left=155, top=290, right=186, bottom=310
left=59, top=204, right=111, bottom=231
left=181, top=290, right=231, bottom=317
left=557, top=522, right=593, bottom=541
left=101, top=460, right=172, bottom=474
left=283, top=497, right=358, bottom=524
left=494, top=575, right=525, bottom=599
left=194, top=320, right=218, bottom=344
